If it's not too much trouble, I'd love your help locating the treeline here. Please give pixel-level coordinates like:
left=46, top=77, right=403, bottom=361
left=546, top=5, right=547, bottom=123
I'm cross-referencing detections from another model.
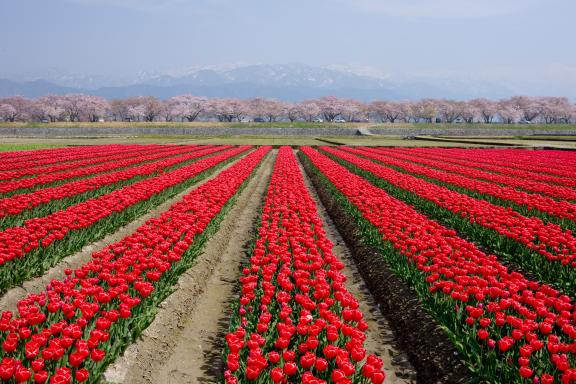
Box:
left=0, top=94, right=574, bottom=124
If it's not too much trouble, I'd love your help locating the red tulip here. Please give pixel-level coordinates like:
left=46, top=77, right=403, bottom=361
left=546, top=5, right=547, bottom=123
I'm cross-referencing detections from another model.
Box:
left=283, top=361, right=298, bottom=376
left=75, top=369, right=89, bottom=382
left=91, top=349, right=106, bottom=362
left=331, top=369, right=347, bottom=382
left=520, top=366, right=533, bottom=379
left=31, top=360, right=45, bottom=372
left=270, top=368, right=284, bottom=383
left=15, top=366, right=32, bottom=382
left=33, top=370, right=48, bottom=384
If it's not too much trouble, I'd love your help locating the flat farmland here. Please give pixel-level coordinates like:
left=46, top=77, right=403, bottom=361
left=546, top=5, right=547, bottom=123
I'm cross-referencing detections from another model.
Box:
left=0, top=144, right=575, bottom=383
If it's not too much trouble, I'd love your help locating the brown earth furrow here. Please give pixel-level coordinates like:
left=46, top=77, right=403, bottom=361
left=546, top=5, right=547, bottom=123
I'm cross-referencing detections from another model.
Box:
left=296, top=149, right=417, bottom=384
left=0, top=148, right=252, bottom=313
left=298, top=149, right=471, bottom=384
left=104, top=150, right=276, bottom=384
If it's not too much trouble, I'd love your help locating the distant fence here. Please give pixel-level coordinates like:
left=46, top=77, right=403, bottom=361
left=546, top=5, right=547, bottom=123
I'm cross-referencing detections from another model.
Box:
left=0, top=126, right=575, bottom=137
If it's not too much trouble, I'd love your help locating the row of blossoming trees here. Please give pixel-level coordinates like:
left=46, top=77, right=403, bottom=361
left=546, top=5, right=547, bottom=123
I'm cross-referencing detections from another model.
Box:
left=0, top=94, right=575, bottom=124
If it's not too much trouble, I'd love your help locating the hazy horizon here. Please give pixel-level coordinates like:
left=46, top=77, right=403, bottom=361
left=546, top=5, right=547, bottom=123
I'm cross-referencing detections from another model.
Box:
left=1, top=0, right=574, bottom=98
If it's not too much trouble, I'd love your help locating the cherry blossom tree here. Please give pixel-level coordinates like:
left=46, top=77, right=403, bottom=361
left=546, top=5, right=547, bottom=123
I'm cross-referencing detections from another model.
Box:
left=539, top=97, right=572, bottom=124
left=314, top=96, right=346, bottom=122
left=497, top=99, right=522, bottom=124
left=509, top=96, right=541, bottom=122
left=207, top=98, right=249, bottom=122
left=460, top=101, right=480, bottom=123
left=284, top=102, right=300, bottom=122
left=436, top=100, right=464, bottom=123
left=127, top=104, right=146, bottom=122
left=398, top=101, right=414, bottom=123
left=470, top=98, right=498, bottom=123
left=168, top=95, right=208, bottom=122
left=80, top=95, right=109, bottom=122
left=1, top=94, right=574, bottom=125
left=36, top=95, right=66, bottom=122
left=0, top=96, right=33, bottom=122
left=340, top=99, right=365, bottom=122
left=111, top=96, right=162, bottom=122
left=413, top=99, right=438, bottom=123
left=560, top=104, right=576, bottom=124
left=137, top=96, right=163, bottom=122
left=297, top=101, right=321, bottom=122
left=248, top=98, right=285, bottom=122
left=109, top=100, right=125, bottom=121
left=59, top=94, right=86, bottom=122
left=370, top=101, right=404, bottom=123
left=0, top=104, right=17, bottom=122
left=159, top=101, right=175, bottom=122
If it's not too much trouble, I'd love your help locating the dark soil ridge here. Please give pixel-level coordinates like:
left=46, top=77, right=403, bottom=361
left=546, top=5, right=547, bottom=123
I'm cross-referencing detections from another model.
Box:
left=299, top=152, right=471, bottom=384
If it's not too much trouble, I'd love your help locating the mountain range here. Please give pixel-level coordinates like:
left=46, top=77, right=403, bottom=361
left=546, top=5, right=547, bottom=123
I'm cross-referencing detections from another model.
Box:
left=0, top=63, right=534, bottom=101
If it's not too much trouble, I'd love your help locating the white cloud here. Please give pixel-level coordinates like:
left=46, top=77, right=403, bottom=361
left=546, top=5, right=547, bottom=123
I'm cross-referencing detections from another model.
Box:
left=340, top=0, right=546, bottom=19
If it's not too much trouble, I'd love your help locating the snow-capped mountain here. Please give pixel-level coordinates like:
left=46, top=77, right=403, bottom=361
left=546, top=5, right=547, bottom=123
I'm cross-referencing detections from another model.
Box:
left=0, top=63, right=523, bottom=100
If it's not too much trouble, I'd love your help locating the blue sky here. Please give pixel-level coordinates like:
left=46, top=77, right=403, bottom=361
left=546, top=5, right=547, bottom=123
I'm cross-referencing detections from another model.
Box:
left=0, top=0, right=574, bottom=95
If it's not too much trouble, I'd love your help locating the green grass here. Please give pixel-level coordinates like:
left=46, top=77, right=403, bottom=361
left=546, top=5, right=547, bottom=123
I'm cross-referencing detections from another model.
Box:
left=163, top=135, right=483, bottom=146
left=0, top=136, right=496, bottom=147
left=0, top=143, right=66, bottom=152
left=4, top=134, right=572, bottom=148
left=316, top=136, right=489, bottom=147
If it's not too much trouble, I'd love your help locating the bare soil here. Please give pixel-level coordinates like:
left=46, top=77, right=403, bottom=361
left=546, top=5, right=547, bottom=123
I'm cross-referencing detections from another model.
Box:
left=104, top=151, right=276, bottom=384
left=299, top=151, right=471, bottom=384
left=104, top=147, right=415, bottom=384
left=296, top=150, right=416, bottom=384
left=0, top=152, right=252, bottom=313
left=1, top=146, right=422, bottom=383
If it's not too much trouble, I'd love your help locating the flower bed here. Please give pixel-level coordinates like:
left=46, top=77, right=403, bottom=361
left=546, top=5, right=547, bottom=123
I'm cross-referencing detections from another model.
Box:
left=342, top=146, right=576, bottom=225
left=223, top=147, right=386, bottom=384
left=0, top=146, right=249, bottom=293
left=301, top=146, right=576, bottom=383
left=0, top=145, right=180, bottom=182
left=0, top=146, right=271, bottom=384
left=0, top=145, right=216, bottom=196
left=0, top=146, right=227, bottom=228
left=321, top=146, right=576, bottom=296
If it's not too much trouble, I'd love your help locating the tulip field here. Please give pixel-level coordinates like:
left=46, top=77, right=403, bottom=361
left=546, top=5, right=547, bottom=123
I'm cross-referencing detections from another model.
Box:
left=0, top=144, right=576, bottom=383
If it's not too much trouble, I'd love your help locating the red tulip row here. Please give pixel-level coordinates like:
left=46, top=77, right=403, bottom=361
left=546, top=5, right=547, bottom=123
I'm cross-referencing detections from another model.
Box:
left=341, top=146, right=576, bottom=223
left=0, top=145, right=214, bottom=196
left=417, top=147, right=576, bottom=168
left=393, top=147, right=576, bottom=180
left=0, top=146, right=82, bottom=161
left=223, top=147, right=385, bottom=384
left=322, top=146, right=576, bottom=271
left=0, top=144, right=123, bottom=160
left=0, top=145, right=184, bottom=182
left=0, top=145, right=228, bottom=226
left=0, top=145, right=141, bottom=172
left=373, top=148, right=576, bottom=201
left=301, top=146, right=576, bottom=383
left=0, top=146, right=271, bottom=384
left=0, top=146, right=249, bottom=293
left=378, top=147, right=576, bottom=188
left=374, top=146, right=576, bottom=195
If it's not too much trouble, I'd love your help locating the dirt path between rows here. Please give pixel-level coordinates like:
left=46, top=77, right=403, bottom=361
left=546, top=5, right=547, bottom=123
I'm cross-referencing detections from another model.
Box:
left=104, top=150, right=276, bottom=384
left=296, top=149, right=417, bottom=384
left=0, top=151, right=252, bottom=313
